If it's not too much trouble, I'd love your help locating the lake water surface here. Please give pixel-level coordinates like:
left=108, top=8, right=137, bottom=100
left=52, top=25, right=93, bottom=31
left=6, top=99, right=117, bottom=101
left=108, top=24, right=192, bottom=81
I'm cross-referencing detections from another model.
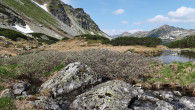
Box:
left=156, top=50, right=195, bottom=64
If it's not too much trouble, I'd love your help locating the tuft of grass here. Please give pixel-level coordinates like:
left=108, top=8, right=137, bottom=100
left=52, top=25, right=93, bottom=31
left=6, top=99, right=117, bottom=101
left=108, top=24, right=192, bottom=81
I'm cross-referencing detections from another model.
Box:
left=0, top=97, right=16, bottom=110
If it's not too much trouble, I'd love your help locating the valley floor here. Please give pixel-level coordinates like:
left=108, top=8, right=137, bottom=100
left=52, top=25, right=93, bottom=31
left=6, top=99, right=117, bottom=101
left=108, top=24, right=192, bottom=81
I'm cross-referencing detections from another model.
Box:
left=44, top=38, right=167, bottom=54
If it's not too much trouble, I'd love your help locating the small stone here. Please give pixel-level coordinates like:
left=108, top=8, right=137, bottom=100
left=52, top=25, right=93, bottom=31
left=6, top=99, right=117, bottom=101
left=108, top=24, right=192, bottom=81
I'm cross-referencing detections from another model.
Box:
left=173, top=91, right=182, bottom=97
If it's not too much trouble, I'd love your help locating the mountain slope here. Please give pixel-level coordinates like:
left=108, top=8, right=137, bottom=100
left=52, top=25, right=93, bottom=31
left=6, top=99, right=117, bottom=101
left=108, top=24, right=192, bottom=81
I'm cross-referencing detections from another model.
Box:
left=0, top=0, right=110, bottom=39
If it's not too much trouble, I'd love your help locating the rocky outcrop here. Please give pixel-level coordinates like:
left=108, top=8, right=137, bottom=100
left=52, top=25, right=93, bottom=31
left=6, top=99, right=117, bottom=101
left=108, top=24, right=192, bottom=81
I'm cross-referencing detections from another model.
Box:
left=49, top=1, right=71, bottom=26
left=39, top=62, right=101, bottom=97
left=70, top=80, right=138, bottom=110
left=70, top=8, right=100, bottom=31
left=0, top=3, right=26, bottom=26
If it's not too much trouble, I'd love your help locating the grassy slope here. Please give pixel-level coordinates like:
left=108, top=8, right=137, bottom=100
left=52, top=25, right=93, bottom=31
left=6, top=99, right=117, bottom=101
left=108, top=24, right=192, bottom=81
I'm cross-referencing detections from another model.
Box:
left=2, top=0, right=59, bottom=28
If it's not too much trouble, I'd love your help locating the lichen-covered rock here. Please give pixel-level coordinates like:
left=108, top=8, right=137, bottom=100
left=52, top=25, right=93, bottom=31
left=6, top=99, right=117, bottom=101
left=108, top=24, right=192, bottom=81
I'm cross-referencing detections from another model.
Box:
left=154, top=100, right=175, bottom=110
left=34, top=96, right=59, bottom=110
left=153, top=90, right=174, bottom=101
left=0, top=82, right=30, bottom=98
left=70, top=80, right=139, bottom=110
left=39, top=62, right=100, bottom=97
left=12, top=82, right=31, bottom=96
left=179, top=96, right=195, bottom=109
left=0, top=89, right=14, bottom=98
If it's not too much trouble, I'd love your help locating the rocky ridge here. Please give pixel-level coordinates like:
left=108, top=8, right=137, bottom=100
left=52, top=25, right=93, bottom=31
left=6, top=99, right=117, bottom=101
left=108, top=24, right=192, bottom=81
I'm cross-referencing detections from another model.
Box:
left=1, top=62, right=194, bottom=110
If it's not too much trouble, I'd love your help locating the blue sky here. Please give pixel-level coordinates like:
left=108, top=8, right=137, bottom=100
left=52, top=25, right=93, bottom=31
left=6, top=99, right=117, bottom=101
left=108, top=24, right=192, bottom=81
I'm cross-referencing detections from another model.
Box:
left=62, top=0, right=195, bottom=35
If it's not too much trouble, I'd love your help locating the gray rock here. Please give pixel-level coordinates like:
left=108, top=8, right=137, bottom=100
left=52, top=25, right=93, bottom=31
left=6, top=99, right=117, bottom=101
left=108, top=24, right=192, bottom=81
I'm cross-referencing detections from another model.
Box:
left=0, top=89, right=14, bottom=98
left=1, top=54, right=8, bottom=58
left=179, top=96, right=195, bottom=109
left=155, top=100, right=175, bottom=110
left=12, top=82, right=31, bottom=96
left=39, top=62, right=100, bottom=97
left=25, top=46, right=31, bottom=50
left=173, top=91, right=182, bottom=97
left=34, top=96, right=59, bottom=110
left=40, top=35, right=49, bottom=40
left=153, top=90, right=174, bottom=101
left=70, top=80, right=138, bottom=110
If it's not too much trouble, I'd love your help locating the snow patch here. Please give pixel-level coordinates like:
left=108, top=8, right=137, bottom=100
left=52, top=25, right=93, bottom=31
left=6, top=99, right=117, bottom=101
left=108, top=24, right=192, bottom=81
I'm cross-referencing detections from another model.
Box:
left=32, top=0, right=49, bottom=12
left=13, top=25, right=34, bottom=33
left=90, top=31, right=95, bottom=35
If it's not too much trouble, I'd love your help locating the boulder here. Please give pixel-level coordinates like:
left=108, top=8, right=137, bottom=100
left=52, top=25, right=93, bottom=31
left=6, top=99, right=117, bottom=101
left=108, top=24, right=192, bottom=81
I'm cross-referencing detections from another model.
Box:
left=12, top=82, right=31, bottom=96
left=153, top=90, right=174, bottom=101
left=70, top=80, right=139, bottom=110
left=0, top=82, right=30, bottom=98
left=154, top=100, right=175, bottom=110
left=0, top=89, right=14, bottom=98
left=39, top=62, right=100, bottom=97
left=34, top=96, right=59, bottom=110
left=179, top=96, right=195, bottom=109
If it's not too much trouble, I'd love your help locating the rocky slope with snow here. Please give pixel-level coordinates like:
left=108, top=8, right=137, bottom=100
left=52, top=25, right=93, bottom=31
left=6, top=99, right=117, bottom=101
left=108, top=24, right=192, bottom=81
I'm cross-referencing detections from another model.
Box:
left=0, top=0, right=110, bottom=40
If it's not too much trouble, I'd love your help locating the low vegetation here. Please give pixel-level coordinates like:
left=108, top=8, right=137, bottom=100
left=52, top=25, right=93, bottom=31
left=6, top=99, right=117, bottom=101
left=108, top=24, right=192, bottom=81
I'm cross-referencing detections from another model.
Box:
left=75, top=34, right=109, bottom=43
left=107, top=37, right=162, bottom=47
left=0, top=64, right=18, bottom=78
left=30, top=33, right=59, bottom=44
left=0, top=28, right=29, bottom=41
left=0, top=49, right=157, bottom=82
left=145, top=61, right=195, bottom=86
left=167, top=35, right=195, bottom=48
left=0, top=97, right=16, bottom=110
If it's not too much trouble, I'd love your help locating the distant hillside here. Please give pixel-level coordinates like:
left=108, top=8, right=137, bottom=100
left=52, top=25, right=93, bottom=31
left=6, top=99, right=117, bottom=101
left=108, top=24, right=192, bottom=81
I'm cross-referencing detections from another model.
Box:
left=0, top=0, right=110, bottom=40
left=113, top=25, right=195, bottom=42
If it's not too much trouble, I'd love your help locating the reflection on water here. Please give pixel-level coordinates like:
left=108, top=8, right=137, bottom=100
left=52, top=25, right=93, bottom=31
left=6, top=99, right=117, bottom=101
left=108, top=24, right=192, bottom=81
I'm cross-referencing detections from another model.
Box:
left=156, top=50, right=195, bottom=64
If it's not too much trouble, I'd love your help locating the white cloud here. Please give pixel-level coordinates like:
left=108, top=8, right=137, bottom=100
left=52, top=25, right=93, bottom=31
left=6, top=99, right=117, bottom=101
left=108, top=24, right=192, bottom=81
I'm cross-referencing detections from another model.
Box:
left=62, top=0, right=71, bottom=5
left=168, top=7, right=195, bottom=18
left=112, top=9, right=125, bottom=15
left=148, top=15, right=169, bottom=23
left=103, top=29, right=143, bottom=36
left=121, top=21, right=128, bottom=24
left=147, top=7, right=195, bottom=23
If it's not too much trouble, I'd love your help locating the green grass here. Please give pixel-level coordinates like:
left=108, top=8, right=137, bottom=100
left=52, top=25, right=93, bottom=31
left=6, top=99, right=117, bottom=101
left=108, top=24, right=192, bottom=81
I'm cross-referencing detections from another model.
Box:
left=146, top=62, right=195, bottom=86
left=44, top=64, right=64, bottom=76
left=0, top=64, right=18, bottom=78
left=2, top=0, right=58, bottom=28
left=0, top=97, right=16, bottom=110
left=0, top=86, right=5, bottom=92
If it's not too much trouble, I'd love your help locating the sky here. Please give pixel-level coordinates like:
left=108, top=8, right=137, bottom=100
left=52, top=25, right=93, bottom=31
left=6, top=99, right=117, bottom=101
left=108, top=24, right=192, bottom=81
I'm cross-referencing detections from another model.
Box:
left=62, top=0, right=195, bottom=35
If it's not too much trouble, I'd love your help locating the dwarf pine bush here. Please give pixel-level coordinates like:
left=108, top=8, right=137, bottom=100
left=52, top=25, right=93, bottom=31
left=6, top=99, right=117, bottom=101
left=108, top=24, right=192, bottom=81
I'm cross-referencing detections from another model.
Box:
left=0, top=49, right=157, bottom=82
